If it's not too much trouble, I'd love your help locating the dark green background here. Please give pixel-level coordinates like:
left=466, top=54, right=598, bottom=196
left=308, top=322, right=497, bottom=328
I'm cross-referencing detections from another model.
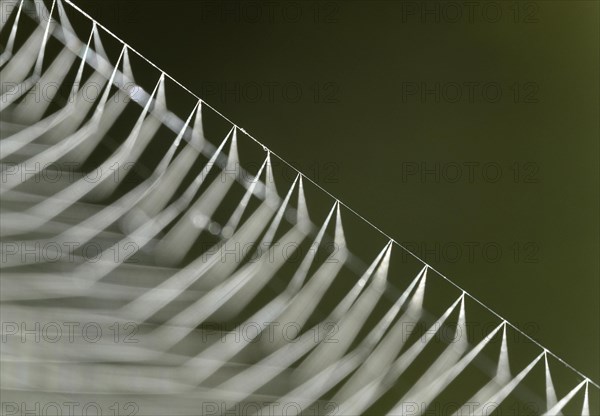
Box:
left=75, top=0, right=599, bottom=385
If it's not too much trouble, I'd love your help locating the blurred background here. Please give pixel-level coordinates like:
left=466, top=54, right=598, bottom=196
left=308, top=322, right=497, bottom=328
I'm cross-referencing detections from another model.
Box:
left=73, top=0, right=599, bottom=385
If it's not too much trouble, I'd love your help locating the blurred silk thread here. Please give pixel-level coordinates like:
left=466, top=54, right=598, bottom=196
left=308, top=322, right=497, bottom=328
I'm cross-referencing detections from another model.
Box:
left=0, top=1, right=597, bottom=415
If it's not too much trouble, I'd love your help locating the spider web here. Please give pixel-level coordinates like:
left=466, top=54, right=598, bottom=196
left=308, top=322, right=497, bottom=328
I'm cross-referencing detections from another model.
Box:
left=0, top=1, right=597, bottom=415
